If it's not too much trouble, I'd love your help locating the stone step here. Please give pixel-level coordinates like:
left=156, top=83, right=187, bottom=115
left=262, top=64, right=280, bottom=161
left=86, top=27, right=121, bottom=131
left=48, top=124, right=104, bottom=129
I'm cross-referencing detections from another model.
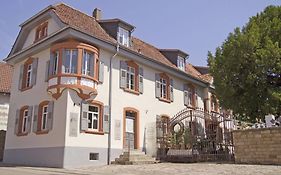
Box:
left=112, top=150, right=157, bottom=165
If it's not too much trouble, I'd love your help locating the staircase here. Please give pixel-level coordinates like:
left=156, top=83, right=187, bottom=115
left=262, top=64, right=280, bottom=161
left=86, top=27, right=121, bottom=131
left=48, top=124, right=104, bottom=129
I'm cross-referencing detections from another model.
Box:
left=112, top=150, right=157, bottom=165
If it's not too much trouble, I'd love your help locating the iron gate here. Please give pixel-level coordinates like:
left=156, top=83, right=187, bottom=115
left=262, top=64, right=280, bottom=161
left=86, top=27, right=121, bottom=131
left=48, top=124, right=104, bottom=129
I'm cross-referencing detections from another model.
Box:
left=156, top=108, right=235, bottom=163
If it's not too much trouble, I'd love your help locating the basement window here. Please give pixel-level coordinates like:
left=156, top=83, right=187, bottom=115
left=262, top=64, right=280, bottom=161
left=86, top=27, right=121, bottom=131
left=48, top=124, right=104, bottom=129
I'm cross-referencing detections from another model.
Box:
left=89, top=153, right=99, bottom=160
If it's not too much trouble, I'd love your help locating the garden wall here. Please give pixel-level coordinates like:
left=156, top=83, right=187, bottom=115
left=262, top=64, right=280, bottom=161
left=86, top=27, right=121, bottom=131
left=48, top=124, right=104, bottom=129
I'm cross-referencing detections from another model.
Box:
left=233, top=127, right=281, bottom=165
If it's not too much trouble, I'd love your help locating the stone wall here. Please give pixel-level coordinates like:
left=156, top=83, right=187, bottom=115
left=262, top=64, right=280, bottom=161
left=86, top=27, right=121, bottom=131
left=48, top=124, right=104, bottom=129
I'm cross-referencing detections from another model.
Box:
left=0, top=130, right=6, bottom=161
left=233, top=127, right=281, bottom=165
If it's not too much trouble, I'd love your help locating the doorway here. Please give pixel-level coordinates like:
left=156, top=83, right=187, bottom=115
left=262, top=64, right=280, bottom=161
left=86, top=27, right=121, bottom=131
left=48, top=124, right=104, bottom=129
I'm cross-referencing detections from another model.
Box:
left=123, top=107, right=139, bottom=150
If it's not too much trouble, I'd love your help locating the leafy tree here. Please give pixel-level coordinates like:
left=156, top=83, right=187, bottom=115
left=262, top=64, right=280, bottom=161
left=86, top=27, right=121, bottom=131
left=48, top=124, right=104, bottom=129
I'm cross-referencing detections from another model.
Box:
left=208, top=6, right=281, bottom=122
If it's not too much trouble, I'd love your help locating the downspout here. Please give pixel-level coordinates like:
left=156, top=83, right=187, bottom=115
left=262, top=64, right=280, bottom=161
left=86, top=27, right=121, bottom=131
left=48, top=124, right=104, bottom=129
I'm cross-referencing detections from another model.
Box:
left=107, top=44, right=119, bottom=165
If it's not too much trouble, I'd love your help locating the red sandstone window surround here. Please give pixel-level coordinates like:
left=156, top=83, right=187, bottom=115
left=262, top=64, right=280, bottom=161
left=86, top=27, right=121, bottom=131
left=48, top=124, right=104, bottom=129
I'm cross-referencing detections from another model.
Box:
left=34, top=22, right=48, bottom=42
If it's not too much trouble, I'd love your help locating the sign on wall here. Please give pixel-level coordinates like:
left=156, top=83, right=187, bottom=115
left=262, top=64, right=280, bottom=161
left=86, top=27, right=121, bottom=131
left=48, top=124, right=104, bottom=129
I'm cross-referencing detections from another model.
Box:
left=114, top=119, right=121, bottom=140
left=69, top=112, right=78, bottom=137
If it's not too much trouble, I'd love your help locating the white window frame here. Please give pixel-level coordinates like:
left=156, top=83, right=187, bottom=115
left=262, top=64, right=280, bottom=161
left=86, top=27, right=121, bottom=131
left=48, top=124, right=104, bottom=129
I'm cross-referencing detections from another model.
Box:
left=160, top=78, right=167, bottom=99
left=41, top=105, right=48, bottom=131
left=177, top=56, right=185, bottom=71
left=82, top=50, right=93, bottom=76
left=22, top=109, right=29, bottom=133
left=65, top=49, right=78, bottom=74
left=126, top=66, right=135, bottom=90
left=118, top=27, right=129, bottom=47
left=87, top=105, right=99, bottom=131
left=26, top=64, right=32, bottom=87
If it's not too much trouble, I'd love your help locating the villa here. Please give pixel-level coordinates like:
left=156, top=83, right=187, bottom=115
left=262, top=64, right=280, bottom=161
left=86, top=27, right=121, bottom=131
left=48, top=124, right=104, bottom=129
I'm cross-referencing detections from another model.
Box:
left=3, top=3, right=219, bottom=168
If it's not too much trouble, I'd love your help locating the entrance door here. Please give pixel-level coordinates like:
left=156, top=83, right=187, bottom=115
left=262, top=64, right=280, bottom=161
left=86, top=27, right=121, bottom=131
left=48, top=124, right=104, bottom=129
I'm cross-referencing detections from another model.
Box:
left=125, top=111, right=135, bottom=150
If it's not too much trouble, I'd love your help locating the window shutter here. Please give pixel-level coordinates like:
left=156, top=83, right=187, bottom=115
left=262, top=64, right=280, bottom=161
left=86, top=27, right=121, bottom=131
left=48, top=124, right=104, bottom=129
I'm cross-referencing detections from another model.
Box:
left=18, top=65, right=24, bottom=90
left=98, top=61, right=104, bottom=83
left=27, top=106, right=33, bottom=133
left=31, top=58, right=38, bottom=86
left=184, top=84, right=188, bottom=106
left=14, top=109, right=20, bottom=135
left=47, top=101, right=54, bottom=131
left=120, top=61, right=127, bottom=89
left=45, top=60, right=50, bottom=82
left=49, top=53, right=54, bottom=75
left=81, top=101, right=89, bottom=131
left=139, top=67, right=144, bottom=94
left=33, top=105, right=39, bottom=132
left=89, top=54, right=95, bottom=77
left=156, top=115, right=163, bottom=138
left=170, top=79, right=174, bottom=102
left=103, top=105, right=109, bottom=133
left=155, top=73, right=161, bottom=98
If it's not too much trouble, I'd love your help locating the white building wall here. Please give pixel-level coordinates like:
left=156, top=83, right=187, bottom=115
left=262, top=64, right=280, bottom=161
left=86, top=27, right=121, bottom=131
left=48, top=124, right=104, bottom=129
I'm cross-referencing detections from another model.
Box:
left=4, top=45, right=207, bottom=167
left=0, top=93, right=9, bottom=131
left=4, top=49, right=67, bottom=149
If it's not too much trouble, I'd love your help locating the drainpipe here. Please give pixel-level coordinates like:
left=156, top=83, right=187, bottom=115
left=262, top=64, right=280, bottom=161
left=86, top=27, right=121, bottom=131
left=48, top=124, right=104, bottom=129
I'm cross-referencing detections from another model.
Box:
left=107, top=44, right=119, bottom=165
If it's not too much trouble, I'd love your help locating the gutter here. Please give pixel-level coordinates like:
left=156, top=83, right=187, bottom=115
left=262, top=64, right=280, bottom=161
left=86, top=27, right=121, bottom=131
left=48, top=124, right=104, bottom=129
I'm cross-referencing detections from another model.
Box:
left=107, top=44, right=119, bottom=165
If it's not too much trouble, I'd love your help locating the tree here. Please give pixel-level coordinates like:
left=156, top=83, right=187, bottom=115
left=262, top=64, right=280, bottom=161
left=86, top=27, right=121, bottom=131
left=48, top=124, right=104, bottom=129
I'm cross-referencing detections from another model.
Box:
left=208, top=6, right=281, bottom=122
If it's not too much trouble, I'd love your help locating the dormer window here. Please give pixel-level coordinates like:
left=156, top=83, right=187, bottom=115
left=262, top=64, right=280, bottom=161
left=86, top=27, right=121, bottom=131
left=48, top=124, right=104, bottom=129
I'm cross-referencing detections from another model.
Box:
left=35, top=22, right=48, bottom=42
left=177, top=56, right=185, bottom=71
left=118, top=27, right=129, bottom=46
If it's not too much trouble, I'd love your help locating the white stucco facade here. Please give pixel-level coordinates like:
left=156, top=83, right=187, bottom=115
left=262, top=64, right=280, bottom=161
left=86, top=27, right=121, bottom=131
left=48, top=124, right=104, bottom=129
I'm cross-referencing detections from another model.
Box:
left=4, top=4, right=216, bottom=168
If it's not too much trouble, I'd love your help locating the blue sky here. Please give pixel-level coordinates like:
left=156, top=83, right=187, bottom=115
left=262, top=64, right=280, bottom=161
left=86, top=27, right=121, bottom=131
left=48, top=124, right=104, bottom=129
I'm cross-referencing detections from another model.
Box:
left=0, top=0, right=280, bottom=66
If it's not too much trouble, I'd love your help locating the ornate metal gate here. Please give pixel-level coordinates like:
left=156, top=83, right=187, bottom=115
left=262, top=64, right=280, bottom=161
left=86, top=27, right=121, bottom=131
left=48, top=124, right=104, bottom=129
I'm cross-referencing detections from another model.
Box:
left=156, top=108, right=235, bottom=162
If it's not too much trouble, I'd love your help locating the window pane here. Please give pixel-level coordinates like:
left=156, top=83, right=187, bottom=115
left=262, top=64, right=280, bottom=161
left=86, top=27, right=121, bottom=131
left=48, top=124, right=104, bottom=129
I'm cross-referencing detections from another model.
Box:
left=88, top=113, right=92, bottom=129
left=65, top=50, right=71, bottom=73
left=71, top=50, right=78, bottom=73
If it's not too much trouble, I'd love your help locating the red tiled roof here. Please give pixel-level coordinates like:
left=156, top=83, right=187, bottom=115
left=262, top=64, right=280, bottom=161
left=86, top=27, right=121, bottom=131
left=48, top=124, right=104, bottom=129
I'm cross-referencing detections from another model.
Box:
left=185, top=63, right=202, bottom=78
left=53, top=3, right=115, bottom=44
left=199, top=74, right=213, bottom=83
left=0, top=62, right=13, bottom=93
left=52, top=3, right=210, bottom=83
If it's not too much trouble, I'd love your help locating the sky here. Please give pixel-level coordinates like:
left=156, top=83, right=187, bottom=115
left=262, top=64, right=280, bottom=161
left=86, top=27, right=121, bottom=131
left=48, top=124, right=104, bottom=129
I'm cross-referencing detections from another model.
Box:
left=0, top=0, right=280, bottom=66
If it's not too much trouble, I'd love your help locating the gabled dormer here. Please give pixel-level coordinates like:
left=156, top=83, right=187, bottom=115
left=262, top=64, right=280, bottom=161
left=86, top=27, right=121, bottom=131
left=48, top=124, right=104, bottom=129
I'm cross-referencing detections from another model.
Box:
left=8, top=5, right=65, bottom=57
left=93, top=8, right=135, bottom=47
left=159, top=49, right=188, bottom=71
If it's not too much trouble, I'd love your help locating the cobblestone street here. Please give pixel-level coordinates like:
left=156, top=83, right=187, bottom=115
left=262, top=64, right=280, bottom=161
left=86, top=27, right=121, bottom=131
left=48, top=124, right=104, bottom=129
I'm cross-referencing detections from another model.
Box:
left=0, top=163, right=281, bottom=175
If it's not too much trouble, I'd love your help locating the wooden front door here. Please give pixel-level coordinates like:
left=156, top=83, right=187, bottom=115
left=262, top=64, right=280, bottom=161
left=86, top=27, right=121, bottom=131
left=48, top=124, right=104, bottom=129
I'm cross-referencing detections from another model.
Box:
left=124, top=111, right=136, bottom=150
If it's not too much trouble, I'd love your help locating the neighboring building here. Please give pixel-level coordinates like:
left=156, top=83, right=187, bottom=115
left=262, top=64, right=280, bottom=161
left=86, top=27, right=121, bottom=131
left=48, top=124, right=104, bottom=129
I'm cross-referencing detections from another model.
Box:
left=0, top=62, right=13, bottom=131
left=3, top=3, right=220, bottom=167
left=0, top=61, right=13, bottom=161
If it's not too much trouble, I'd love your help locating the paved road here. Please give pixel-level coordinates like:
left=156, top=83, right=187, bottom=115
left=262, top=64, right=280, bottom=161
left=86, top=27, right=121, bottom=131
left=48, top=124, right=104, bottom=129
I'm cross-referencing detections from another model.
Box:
left=0, top=163, right=281, bottom=175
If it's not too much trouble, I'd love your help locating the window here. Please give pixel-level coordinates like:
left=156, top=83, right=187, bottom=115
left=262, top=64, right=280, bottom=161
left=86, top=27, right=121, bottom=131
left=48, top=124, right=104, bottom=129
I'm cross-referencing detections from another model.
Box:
left=187, top=87, right=193, bottom=106
left=118, top=27, right=129, bottom=46
left=177, top=56, right=185, bottom=71
left=120, top=60, right=142, bottom=94
left=26, top=64, right=32, bottom=88
left=41, top=105, right=48, bottom=131
left=89, top=153, right=99, bottom=160
left=20, top=57, right=38, bottom=91
left=211, top=95, right=218, bottom=112
left=160, top=78, right=167, bottom=99
left=82, top=50, right=94, bottom=76
left=155, top=73, right=173, bottom=102
left=35, top=22, right=48, bottom=42
left=126, top=66, right=135, bottom=90
left=22, top=109, right=28, bottom=133
left=64, top=49, right=78, bottom=74
left=51, top=51, right=59, bottom=75
left=87, top=105, right=99, bottom=131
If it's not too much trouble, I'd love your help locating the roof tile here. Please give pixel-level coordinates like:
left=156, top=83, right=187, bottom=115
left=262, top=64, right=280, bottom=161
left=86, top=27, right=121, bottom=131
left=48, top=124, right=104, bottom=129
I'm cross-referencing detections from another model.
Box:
left=0, top=62, right=13, bottom=93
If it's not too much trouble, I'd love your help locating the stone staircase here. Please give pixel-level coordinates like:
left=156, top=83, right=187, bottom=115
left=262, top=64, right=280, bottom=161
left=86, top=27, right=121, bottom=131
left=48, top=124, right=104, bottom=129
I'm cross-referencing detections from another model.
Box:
left=112, top=150, right=157, bottom=165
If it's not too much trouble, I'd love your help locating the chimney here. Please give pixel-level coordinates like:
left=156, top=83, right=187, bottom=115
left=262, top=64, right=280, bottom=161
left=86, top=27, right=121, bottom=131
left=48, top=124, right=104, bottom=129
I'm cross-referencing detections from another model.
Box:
left=93, top=8, right=102, bottom=20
